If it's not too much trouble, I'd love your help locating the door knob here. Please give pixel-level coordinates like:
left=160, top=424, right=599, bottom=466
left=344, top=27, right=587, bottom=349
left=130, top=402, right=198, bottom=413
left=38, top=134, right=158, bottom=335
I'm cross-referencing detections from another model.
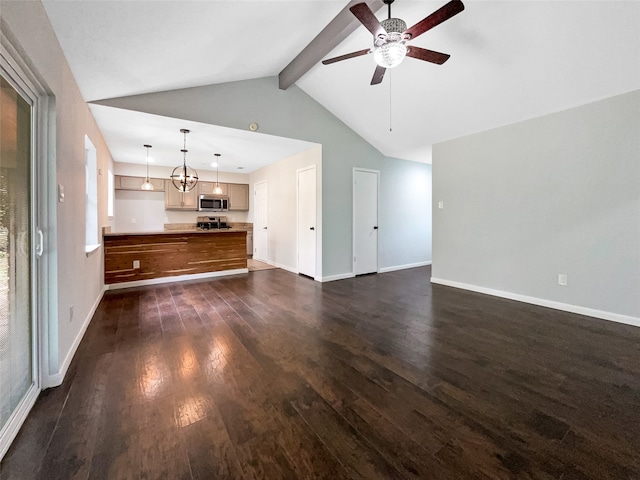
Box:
left=373, top=226, right=378, bottom=229
left=310, top=227, right=315, bottom=230
left=263, top=227, right=268, bottom=229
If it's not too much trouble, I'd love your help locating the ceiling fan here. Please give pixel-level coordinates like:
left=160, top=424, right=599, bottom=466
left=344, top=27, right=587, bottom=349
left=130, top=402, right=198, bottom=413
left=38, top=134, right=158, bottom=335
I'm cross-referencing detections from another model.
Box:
left=322, top=0, right=464, bottom=85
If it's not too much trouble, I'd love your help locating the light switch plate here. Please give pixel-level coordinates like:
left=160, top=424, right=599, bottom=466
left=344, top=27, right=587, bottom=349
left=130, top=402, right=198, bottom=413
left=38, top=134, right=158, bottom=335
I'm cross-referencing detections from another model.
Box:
left=438, top=200, right=444, bottom=209
left=58, top=184, right=65, bottom=203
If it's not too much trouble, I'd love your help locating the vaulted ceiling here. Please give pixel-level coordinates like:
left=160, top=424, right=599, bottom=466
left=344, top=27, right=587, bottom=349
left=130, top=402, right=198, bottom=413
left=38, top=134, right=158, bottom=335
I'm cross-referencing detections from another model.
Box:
left=41, top=1, right=640, bottom=169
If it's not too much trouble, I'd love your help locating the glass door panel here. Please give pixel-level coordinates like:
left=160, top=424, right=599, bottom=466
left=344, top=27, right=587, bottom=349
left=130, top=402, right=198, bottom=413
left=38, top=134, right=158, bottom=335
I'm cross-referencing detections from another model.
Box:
left=0, top=74, right=33, bottom=437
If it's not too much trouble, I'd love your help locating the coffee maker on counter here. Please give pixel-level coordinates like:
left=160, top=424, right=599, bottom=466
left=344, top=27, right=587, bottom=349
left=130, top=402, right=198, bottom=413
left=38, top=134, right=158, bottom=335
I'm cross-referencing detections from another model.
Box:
left=196, top=216, right=229, bottom=230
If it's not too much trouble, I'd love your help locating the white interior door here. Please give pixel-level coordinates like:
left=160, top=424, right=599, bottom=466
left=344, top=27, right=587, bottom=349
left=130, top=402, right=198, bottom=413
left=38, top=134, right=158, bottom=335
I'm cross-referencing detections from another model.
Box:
left=253, top=181, right=268, bottom=262
left=297, top=166, right=316, bottom=278
left=0, top=66, right=40, bottom=460
left=353, top=169, right=379, bottom=275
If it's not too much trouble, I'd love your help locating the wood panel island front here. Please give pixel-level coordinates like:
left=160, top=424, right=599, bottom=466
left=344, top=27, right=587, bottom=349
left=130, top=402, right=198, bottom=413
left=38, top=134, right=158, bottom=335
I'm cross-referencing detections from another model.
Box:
left=104, top=229, right=247, bottom=286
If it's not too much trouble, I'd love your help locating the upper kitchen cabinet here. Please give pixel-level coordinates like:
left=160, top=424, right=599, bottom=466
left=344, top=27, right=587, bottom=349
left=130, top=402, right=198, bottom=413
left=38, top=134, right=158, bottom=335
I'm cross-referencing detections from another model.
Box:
left=165, top=184, right=197, bottom=210
left=115, top=175, right=165, bottom=191
left=228, top=183, right=249, bottom=211
left=199, top=181, right=228, bottom=196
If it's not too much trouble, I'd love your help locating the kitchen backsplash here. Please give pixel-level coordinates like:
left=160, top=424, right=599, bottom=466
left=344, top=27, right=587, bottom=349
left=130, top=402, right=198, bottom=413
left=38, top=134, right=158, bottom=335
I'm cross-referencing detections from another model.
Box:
left=165, top=209, right=249, bottom=224
left=113, top=189, right=249, bottom=233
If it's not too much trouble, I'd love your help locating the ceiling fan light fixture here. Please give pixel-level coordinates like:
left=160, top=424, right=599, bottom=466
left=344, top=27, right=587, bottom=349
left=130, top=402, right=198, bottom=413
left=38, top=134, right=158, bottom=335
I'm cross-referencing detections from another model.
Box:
left=374, top=41, right=407, bottom=68
left=323, top=1, right=464, bottom=84
left=374, top=18, right=407, bottom=68
left=380, top=18, right=407, bottom=37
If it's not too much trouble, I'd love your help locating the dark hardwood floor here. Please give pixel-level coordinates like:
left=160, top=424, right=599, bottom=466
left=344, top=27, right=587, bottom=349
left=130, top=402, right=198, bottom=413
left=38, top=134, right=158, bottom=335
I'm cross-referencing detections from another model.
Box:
left=1, top=266, right=639, bottom=479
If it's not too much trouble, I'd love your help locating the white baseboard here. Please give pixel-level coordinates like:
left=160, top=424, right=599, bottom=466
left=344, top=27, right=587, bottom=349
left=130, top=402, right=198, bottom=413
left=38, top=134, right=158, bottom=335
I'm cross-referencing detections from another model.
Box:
left=318, top=261, right=432, bottom=282
left=267, top=261, right=297, bottom=275
left=319, top=272, right=356, bottom=283
left=105, top=268, right=249, bottom=290
left=379, top=261, right=432, bottom=273
left=44, top=285, right=107, bottom=388
left=430, top=277, right=640, bottom=328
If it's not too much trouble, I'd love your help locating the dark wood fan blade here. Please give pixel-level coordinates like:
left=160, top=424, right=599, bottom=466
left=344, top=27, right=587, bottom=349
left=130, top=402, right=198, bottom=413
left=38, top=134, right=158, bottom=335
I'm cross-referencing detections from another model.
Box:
left=350, top=3, right=385, bottom=38
left=322, top=48, right=371, bottom=65
left=371, top=65, right=386, bottom=85
left=404, top=0, right=464, bottom=40
left=406, top=46, right=450, bottom=64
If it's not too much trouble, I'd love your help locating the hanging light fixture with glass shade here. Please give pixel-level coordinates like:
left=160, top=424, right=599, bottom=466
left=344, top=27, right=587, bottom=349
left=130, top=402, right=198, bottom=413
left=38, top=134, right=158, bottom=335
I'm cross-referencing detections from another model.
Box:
left=373, top=17, right=408, bottom=69
left=213, top=153, right=223, bottom=194
left=170, top=128, right=199, bottom=192
left=141, top=144, right=154, bottom=190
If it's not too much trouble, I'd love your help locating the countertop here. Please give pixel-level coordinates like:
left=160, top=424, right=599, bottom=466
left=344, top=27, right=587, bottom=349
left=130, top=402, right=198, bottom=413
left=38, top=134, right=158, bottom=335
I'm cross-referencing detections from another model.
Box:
left=104, top=228, right=248, bottom=237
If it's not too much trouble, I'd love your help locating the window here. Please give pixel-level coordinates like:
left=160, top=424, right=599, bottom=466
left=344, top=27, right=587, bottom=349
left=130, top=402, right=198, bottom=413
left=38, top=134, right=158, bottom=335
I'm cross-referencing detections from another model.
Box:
left=85, top=135, right=99, bottom=252
left=107, top=169, right=114, bottom=218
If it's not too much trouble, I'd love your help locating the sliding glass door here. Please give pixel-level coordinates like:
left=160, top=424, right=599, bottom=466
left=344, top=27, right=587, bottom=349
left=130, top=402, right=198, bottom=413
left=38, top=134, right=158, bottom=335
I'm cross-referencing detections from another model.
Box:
left=0, top=67, right=37, bottom=458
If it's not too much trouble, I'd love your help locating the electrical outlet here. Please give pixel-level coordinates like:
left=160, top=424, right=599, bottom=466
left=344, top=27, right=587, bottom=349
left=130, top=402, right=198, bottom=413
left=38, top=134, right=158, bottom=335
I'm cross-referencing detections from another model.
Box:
left=131, top=218, right=136, bottom=224
left=133, top=260, right=140, bottom=269
left=558, top=274, right=568, bottom=286
left=69, top=305, right=74, bottom=323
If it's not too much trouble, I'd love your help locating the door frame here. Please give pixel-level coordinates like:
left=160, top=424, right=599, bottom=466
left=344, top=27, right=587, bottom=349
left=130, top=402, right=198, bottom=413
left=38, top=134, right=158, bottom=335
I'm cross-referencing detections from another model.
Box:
left=253, top=180, right=268, bottom=262
left=0, top=34, right=54, bottom=459
left=352, top=167, right=380, bottom=275
left=296, top=165, right=317, bottom=279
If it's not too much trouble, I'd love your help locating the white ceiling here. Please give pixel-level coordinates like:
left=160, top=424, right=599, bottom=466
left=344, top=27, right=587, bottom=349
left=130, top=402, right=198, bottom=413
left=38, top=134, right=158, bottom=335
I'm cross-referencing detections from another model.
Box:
left=298, top=1, right=640, bottom=161
left=89, top=105, right=317, bottom=173
left=42, top=1, right=640, bottom=167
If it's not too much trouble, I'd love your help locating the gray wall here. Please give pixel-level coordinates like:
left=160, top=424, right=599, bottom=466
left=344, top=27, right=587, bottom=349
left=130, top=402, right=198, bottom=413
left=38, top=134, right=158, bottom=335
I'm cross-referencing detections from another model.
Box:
left=97, top=76, right=432, bottom=278
left=1, top=1, right=115, bottom=384
left=379, top=159, right=432, bottom=270
left=432, top=90, right=640, bottom=319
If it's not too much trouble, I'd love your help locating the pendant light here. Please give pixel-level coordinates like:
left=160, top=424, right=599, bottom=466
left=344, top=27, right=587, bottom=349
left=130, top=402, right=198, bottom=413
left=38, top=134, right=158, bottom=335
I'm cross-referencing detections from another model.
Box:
left=213, top=153, right=223, bottom=195
left=141, top=144, right=154, bottom=190
left=170, top=128, right=199, bottom=192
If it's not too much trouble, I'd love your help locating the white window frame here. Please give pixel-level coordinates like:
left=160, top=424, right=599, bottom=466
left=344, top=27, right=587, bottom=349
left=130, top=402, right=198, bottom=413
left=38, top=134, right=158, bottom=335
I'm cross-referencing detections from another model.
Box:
left=84, top=135, right=99, bottom=254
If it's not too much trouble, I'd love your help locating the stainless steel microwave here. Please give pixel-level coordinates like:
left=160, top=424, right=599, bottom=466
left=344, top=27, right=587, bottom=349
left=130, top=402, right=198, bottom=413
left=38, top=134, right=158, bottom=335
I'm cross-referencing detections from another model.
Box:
left=198, top=195, right=229, bottom=212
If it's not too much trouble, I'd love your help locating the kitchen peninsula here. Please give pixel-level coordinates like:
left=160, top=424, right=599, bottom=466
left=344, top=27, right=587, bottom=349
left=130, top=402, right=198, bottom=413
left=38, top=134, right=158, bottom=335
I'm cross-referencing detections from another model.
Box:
left=103, top=228, right=247, bottom=286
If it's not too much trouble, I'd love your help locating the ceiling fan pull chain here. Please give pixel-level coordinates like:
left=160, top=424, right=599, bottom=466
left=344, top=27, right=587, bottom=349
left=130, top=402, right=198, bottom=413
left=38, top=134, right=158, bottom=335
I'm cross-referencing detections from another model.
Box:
left=389, top=71, right=393, bottom=132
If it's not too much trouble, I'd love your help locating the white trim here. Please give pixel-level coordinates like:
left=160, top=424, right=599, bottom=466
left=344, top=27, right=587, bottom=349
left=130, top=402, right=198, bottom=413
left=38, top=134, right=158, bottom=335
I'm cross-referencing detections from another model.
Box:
left=84, top=243, right=101, bottom=256
left=379, top=261, right=432, bottom=273
left=43, top=286, right=106, bottom=388
left=319, top=272, right=356, bottom=283
left=106, top=268, right=249, bottom=291
left=430, top=277, right=640, bottom=328
left=253, top=180, right=268, bottom=262
left=0, top=383, right=39, bottom=460
left=315, top=152, right=323, bottom=280
left=266, top=261, right=297, bottom=275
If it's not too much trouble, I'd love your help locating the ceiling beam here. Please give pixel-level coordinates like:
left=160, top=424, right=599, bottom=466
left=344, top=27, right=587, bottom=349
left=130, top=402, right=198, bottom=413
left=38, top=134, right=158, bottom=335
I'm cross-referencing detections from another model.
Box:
left=278, top=0, right=384, bottom=90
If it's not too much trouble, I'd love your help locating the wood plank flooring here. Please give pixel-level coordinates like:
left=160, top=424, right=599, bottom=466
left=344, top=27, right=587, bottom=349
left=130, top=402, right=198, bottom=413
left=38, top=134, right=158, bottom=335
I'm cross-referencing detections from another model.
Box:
left=1, top=266, right=639, bottom=479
